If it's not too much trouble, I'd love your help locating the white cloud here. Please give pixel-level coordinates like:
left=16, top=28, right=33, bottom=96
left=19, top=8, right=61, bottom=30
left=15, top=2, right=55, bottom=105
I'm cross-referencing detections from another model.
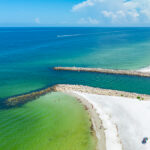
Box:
left=78, top=18, right=88, bottom=24
left=35, top=18, right=40, bottom=24
left=78, top=17, right=99, bottom=25
left=88, top=17, right=99, bottom=24
left=72, top=0, right=104, bottom=11
left=117, top=11, right=126, bottom=18
left=72, top=0, right=94, bottom=11
left=101, top=10, right=127, bottom=23
left=141, top=9, right=150, bottom=19
left=102, top=11, right=117, bottom=19
left=128, top=11, right=139, bottom=18
left=72, top=0, right=150, bottom=25
left=124, top=1, right=138, bottom=10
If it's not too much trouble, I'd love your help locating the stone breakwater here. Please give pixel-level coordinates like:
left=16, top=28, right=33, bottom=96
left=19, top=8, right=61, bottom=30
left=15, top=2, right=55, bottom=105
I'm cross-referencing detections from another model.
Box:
left=4, top=84, right=150, bottom=107
left=5, top=87, right=52, bottom=107
left=53, top=67, right=150, bottom=78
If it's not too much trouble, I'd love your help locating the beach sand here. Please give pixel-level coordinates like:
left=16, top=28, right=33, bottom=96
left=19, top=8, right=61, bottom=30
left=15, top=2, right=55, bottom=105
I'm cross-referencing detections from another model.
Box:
left=4, top=84, right=150, bottom=150
left=54, top=84, right=150, bottom=150
left=138, top=66, right=150, bottom=73
left=65, top=92, right=106, bottom=150
left=75, top=92, right=150, bottom=150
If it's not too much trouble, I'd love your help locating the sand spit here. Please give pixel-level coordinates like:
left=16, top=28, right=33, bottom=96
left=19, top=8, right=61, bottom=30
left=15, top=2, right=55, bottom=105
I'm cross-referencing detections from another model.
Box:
left=54, top=86, right=124, bottom=150
left=138, top=66, right=150, bottom=73
left=52, top=84, right=150, bottom=100
left=4, top=84, right=150, bottom=150
left=66, top=92, right=106, bottom=150
left=74, top=92, right=150, bottom=150
left=53, top=67, right=150, bottom=78
left=73, top=92, right=124, bottom=150
left=4, top=84, right=150, bottom=107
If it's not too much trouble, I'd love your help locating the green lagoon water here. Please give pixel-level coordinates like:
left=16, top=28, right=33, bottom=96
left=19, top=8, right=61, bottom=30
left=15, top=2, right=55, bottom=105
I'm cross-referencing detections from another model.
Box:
left=0, top=92, right=96, bottom=150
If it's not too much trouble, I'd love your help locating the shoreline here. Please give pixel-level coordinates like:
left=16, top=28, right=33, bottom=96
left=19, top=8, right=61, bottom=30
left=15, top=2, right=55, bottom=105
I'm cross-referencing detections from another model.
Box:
left=74, top=92, right=150, bottom=150
left=138, top=66, right=150, bottom=73
left=4, top=84, right=150, bottom=107
left=65, top=92, right=106, bottom=150
left=53, top=66, right=150, bottom=78
left=3, top=84, right=150, bottom=150
left=54, top=87, right=124, bottom=150
left=52, top=84, right=150, bottom=100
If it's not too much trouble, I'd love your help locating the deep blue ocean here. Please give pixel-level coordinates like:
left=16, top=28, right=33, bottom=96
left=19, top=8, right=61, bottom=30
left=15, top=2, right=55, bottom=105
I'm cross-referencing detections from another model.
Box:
left=1, top=27, right=150, bottom=99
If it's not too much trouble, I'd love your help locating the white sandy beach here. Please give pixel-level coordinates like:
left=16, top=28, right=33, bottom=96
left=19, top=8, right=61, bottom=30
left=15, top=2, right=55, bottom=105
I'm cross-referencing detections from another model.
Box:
left=73, top=92, right=150, bottom=150
left=138, top=66, right=150, bottom=73
left=53, top=84, right=150, bottom=150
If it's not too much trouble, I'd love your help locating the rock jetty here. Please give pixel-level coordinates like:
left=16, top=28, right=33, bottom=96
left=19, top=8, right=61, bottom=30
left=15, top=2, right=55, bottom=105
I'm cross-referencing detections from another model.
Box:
left=53, top=67, right=150, bottom=78
left=4, top=84, right=150, bottom=107
left=5, top=87, right=52, bottom=107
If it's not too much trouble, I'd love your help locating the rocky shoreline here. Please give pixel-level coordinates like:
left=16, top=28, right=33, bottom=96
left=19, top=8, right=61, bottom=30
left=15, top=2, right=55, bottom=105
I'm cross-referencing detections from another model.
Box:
left=53, top=67, right=150, bottom=78
left=4, top=84, right=150, bottom=107
left=52, top=84, right=150, bottom=100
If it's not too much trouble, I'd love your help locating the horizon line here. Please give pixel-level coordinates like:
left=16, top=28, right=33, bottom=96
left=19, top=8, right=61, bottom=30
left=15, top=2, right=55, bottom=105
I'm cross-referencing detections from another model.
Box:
left=0, top=26, right=150, bottom=28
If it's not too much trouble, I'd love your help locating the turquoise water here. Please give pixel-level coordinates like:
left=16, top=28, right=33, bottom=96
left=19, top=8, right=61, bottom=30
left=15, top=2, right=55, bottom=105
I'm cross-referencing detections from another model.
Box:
left=0, top=92, right=96, bottom=150
left=1, top=27, right=150, bottom=150
left=0, top=27, right=150, bottom=98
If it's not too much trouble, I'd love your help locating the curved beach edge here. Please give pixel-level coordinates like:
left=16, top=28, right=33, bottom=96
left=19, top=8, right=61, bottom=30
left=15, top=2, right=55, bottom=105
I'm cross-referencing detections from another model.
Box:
left=4, top=83, right=150, bottom=107
left=65, top=91, right=106, bottom=150
left=4, top=84, right=150, bottom=149
left=138, top=66, right=150, bottom=73
left=53, top=85, right=124, bottom=150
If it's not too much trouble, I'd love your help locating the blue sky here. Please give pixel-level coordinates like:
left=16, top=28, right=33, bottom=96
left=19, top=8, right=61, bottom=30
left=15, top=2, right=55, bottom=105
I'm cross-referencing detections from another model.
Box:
left=1, top=0, right=150, bottom=27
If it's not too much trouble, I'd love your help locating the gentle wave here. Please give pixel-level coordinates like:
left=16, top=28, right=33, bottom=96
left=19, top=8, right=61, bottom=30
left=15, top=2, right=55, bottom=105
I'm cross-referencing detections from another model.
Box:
left=57, top=34, right=81, bottom=38
left=137, top=66, right=150, bottom=73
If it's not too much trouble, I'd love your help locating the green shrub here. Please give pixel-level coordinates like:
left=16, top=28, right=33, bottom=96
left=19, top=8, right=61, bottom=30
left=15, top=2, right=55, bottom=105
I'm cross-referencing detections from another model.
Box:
left=137, top=96, right=141, bottom=100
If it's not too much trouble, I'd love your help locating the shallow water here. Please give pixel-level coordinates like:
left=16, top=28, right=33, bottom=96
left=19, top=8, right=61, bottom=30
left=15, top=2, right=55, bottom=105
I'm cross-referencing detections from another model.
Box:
left=0, top=92, right=96, bottom=150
